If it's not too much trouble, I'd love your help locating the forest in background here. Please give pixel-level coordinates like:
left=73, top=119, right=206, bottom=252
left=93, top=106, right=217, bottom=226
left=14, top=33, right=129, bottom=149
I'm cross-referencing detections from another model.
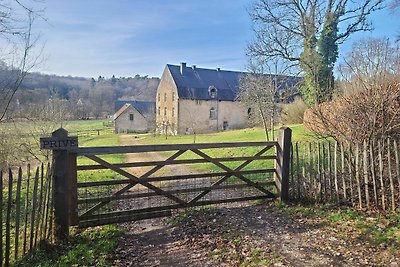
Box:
left=2, top=65, right=160, bottom=121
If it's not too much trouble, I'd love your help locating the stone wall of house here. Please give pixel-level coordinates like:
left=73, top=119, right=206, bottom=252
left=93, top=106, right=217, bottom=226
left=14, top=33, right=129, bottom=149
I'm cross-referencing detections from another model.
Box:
left=178, top=99, right=247, bottom=134
left=156, top=67, right=179, bottom=134
left=115, top=106, right=149, bottom=133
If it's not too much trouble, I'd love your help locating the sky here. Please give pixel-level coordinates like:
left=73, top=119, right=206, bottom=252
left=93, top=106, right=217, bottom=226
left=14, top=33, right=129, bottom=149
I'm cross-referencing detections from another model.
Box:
left=32, top=0, right=399, bottom=79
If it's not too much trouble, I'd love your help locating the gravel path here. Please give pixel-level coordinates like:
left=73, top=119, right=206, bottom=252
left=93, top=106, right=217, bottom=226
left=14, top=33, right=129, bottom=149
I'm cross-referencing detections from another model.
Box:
left=114, top=203, right=399, bottom=267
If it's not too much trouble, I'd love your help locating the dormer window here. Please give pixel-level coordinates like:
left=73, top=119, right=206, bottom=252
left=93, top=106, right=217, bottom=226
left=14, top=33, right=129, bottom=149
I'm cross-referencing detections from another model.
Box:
left=209, top=86, right=217, bottom=99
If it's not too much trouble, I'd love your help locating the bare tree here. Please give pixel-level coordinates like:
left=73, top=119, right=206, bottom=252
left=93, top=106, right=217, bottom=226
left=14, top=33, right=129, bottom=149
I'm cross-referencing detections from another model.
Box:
left=239, top=69, right=277, bottom=141
left=304, top=38, right=400, bottom=144
left=239, top=58, right=299, bottom=141
left=248, top=0, right=385, bottom=105
left=0, top=0, right=43, bottom=122
left=338, top=37, right=400, bottom=93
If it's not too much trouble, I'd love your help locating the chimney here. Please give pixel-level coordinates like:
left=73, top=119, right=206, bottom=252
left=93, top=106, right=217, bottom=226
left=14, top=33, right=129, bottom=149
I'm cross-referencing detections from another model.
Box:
left=180, top=62, right=186, bottom=75
left=192, top=65, right=196, bottom=70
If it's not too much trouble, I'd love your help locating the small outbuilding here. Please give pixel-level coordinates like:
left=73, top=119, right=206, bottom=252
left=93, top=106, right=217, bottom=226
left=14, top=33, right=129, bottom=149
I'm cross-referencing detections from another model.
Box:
left=113, top=100, right=155, bottom=133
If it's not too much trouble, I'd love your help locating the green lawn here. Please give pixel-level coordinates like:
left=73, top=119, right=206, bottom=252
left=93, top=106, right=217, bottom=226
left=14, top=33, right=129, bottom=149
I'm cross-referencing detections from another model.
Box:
left=116, top=124, right=313, bottom=175
left=76, top=133, right=123, bottom=182
left=134, top=124, right=311, bottom=145
left=63, top=119, right=112, bottom=132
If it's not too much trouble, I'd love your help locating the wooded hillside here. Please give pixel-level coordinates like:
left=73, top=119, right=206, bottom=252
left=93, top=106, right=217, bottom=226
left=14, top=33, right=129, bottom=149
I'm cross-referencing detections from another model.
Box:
left=3, top=69, right=160, bottom=120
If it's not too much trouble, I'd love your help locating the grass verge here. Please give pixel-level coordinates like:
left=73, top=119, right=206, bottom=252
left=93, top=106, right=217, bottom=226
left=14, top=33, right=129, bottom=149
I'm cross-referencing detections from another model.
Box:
left=276, top=203, right=400, bottom=250
left=12, top=225, right=123, bottom=267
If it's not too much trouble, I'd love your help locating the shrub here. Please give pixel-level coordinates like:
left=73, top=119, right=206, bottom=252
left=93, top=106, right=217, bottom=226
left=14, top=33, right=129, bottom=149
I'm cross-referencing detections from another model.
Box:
left=280, top=97, right=307, bottom=125
left=303, top=81, right=400, bottom=143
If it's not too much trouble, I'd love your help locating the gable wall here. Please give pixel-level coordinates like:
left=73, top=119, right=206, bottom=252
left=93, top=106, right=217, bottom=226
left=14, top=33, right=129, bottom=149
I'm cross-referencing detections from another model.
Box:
left=115, top=106, right=149, bottom=133
left=156, top=67, right=179, bottom=134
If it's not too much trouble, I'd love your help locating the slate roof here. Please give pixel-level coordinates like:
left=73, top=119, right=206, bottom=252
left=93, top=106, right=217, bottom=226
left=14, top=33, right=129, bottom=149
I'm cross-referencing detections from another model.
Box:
left=114, top=100, right=155, bottom=115
left=167, top=64, right=302, bottom=101
left=113, top=104, right=132, bottom=120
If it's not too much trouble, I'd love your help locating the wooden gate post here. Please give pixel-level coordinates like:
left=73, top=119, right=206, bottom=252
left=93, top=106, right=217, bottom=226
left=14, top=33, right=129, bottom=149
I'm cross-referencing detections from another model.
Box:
left=68, top=151, right=78, bottom=226
left=41, top=128, right=78, bottom=241
left=276, top=127, right=292, bottom=202
left=51, top=128, right=70, bottom=240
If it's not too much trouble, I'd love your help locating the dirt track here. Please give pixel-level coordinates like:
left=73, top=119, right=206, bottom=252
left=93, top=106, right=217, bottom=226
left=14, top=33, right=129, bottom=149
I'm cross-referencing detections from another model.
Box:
left=112, top=135, right=400, bottom=267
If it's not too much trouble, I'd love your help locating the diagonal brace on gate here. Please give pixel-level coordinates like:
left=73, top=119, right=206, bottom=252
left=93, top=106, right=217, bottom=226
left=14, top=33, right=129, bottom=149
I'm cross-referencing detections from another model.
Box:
left=188, top=145, right=276, bottom=204
left=80, top=150, right=186, bottom=217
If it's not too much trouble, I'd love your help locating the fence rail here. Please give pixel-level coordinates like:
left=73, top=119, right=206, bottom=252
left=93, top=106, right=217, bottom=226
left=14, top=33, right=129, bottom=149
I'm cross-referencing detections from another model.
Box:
left=0, top=164, right=53, bottom=267
left=291, top=139, right=400, bottom=211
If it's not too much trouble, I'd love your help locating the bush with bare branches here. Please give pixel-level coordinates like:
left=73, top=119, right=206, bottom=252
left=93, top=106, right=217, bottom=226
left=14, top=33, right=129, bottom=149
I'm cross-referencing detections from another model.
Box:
left=304, top=81, right=400, bottom=144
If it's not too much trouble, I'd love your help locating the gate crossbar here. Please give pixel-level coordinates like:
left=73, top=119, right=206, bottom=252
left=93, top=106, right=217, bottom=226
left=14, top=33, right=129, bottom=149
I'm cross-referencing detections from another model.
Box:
left=188, top=146, right=275, bottom=203
left=80, top=150, right=186, bottom=217
left=78, top=142, right=278, bottom=219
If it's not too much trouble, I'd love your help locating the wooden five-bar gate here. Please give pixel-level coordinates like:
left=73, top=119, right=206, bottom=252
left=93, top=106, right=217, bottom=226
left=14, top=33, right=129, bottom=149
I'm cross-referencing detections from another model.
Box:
left=43, top=127, right=291, bottom=240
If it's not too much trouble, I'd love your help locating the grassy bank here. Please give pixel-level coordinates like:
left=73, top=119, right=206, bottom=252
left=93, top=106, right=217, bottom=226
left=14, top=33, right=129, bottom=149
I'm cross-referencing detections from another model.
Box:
left=12, top=225, right=122, bottom=267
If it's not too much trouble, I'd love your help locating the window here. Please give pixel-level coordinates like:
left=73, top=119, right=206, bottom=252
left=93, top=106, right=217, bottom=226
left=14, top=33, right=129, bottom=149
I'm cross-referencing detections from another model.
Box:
left=164, top=107, right=167, bottom=116
left=209, top=86, right=217, bottom=99
left=223, top=121, right=229, bottom=130
left=129, top=114, right=134, bottom=121
left=172, top=92, right=175, bottom=101
left=209, top=107, right=217, bottom=120
left=158, top=93, right=160, bottom=102
left=172, top=107, right=175, bottom=117
left=158, top=107, right=160, bottom=115
left=164, top=92, right=167, bottom=102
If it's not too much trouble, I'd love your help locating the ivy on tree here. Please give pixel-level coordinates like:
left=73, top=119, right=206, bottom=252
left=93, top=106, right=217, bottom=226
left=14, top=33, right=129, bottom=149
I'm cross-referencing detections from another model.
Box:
left=248, top=0, right=384, bottom=105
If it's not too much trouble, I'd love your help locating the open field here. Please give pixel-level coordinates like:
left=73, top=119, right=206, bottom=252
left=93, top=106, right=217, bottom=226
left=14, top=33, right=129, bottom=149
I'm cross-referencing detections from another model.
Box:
left=134, top=124, right=311, bottom=145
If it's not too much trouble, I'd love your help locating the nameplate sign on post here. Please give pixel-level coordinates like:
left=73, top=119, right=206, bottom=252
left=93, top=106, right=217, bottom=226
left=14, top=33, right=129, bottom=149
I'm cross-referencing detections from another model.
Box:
left=40, top=137, right=78, bottom=150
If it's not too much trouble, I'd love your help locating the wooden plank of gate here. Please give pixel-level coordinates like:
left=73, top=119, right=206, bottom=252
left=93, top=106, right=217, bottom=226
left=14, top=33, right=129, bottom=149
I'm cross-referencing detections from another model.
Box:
left=78, top=181, right=277, bottom=204
left=73, top=142, right=276, bottom=155
left=189, top=147, right=275, bottom=204
left=77, top=155, right=276, bottom=171
left=80, top=195, right=273, bottom=222
left=78, top=210, right=172, bottom=228
left=189, top=146, right=274, bottom=203
left=80, top=151, right=186, bottom=217
left=77, top=169, right=275, bottom=188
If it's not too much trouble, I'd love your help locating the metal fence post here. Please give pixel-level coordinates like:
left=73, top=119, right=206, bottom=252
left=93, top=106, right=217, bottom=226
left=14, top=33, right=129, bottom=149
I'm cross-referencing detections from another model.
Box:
left=276, top=127, right=292, bottom=202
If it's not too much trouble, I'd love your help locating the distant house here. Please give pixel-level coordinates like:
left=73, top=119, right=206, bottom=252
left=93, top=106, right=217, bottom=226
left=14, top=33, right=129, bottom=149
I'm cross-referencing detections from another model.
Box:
left=156, top=63, right=300, bottom=135
left=113, top=100, right=155, bottom=133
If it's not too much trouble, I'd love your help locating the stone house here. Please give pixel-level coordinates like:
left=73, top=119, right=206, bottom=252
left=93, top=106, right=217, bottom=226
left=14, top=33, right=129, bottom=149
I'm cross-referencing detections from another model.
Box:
left=156, top=63, right=251, bottom=135
left=156, top=63, right=301, bottom=135
left=113, top=100, right=155, bottom=133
